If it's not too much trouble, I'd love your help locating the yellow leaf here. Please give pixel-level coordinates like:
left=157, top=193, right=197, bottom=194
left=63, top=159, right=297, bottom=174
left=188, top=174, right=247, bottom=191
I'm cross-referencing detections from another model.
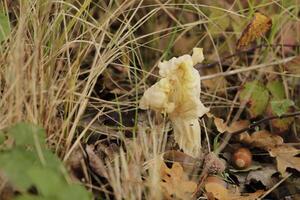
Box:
left=204, top=177, right=229, bottom=200
left=213, top=116, right=249, bottom=134
left=160, top=162, right=197, bottom=200
left=269, top=145, right=300, bottom=176
left=239, top=130, right=283, bottom=149
left=237, top=12, right=272, bottom=49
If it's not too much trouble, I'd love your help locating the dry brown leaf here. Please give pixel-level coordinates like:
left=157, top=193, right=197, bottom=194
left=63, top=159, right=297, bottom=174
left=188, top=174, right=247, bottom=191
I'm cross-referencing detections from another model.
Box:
left=214, top=117, right=228, bottom=133
left=231, top=190, right=265, bottom=200
left=246, top=166, right=277, bottom=189
left=214, top=117, right=249, bottom=134
left=239, top=130, right=283, bottom=149
left=160, top=162, right=197, bottom=200
left=86, top=145, right=108, bottom=178
left=163, top=150, right=202, bottom=174
left=237, top=12, right=272, bottom=49
left=204, top=177, right=229, bottom=200
left=239, top=131, right=300, bottom=176
left=205, top=182, right=264, bottom=200
left=269, top=145, right=300, bottom=176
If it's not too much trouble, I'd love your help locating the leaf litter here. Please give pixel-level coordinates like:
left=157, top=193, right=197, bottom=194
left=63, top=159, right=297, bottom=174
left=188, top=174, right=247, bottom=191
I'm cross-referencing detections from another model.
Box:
left=1, top=1, right=300, bottom=200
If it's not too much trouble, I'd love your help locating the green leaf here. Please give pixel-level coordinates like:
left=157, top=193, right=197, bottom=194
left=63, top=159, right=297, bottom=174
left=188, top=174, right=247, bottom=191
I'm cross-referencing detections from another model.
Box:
left=0, top=148, right=39, bottom=189
left=0, top=11, right=10, bottom=42
left=270, top=99, right=294, bottom=117
left=0, top=131, right=5, bottom=144
left=15, top=194, right=51, bottom=200
left=213, top=133, right=222, bottom=152
left=58, top=185, right=92, bottom=200
left=9, top=122, right=45, bottom=148
left=0, top=123, right=91, bottom=200
left=239, top=81, right=270, bottom=118
left=267, top=80, right=285, bottom=100
left=28, top=167, right=67, bottom=197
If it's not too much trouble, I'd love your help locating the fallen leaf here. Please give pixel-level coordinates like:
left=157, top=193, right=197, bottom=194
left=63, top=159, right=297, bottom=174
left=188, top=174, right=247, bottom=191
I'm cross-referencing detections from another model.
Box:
left=239, top=81, right=270, bottom=118
left=163, top=150, right=202, bottom=175
left=266, top=80, right=286, bottom=100
left=270, top=100, right=294, bottom=117
left=205, top=181, right=265, bottom=200
left=268, top=145, right=300, bottom=176
left=237, top=12, right=272, bottom=49
left=266, top=80, right=294, bottom=133
left=239, top=130, right=283, bottom=149
left=246, top=166, right=277, bottom=189
left=85, top=145, right=108, bottom=178
left=231, top=190, right=265, bottom=200
left=214, top=117, right=228, bottom=133
left=214, top=117, right=250, bottom=134
left=204, top=176, right=229, bottom=200
left=160, top=162, right=197, bottom=199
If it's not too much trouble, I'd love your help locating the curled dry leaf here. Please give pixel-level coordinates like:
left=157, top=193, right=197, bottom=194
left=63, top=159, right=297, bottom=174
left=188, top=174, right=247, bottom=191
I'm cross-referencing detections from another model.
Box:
left=268, top=145, right=300, bottom=176
left=85, top=145, right=108, bottom=178
left=213, top=116, right=250, bottom=134
left=140, top=48, right=209, bottom=156
left=239, top=130, right=283, bottom=149
left=246, top=166, right=277, bottom=189
left=236, top=12, right=272, bottom=50
left=160, top=162, right=197, bottom=200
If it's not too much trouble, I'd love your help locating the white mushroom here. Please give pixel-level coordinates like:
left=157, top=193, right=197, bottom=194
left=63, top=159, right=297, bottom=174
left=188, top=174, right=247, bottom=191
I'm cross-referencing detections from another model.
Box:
left=139, top=48, right=209, bottom=157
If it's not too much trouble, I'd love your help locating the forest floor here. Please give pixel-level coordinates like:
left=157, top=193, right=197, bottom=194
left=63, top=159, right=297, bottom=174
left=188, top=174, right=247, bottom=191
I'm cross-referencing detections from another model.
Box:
left=0, top=0, right=300, bottom=200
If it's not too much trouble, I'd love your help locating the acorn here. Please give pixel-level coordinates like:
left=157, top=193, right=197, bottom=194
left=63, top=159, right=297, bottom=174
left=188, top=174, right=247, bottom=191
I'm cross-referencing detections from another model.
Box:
left=232, top=147, right=252, bottom=169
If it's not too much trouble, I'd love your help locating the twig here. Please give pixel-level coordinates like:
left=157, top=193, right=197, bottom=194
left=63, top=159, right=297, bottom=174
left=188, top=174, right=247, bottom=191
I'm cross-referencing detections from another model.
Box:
left=215, top=111, right=300, bottom=155
left=200, top=56, right=295, bottom=81
left=258, top=173, right=291, bottom=200
left=195, top=44, right=300, bottom=70
left=230, top=111, right=300, bottom=135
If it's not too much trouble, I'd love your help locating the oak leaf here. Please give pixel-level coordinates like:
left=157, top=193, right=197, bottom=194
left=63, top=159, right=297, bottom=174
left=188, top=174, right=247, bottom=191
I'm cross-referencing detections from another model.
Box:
left=205, top=183, right=264, bottom=200
left=160, top=162, right=197, bottom=200
left=269, top=145, right=300, bottom=176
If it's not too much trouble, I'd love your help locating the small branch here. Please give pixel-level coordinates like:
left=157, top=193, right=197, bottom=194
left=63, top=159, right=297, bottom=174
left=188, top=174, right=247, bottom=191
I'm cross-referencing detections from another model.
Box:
left=200, top=57, right=295, bottom=80
left=195, top=44, right=300, bottom=70
left=230, top=111, right=300, bottom=135
left=215, top=111, right=300, bottom=155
